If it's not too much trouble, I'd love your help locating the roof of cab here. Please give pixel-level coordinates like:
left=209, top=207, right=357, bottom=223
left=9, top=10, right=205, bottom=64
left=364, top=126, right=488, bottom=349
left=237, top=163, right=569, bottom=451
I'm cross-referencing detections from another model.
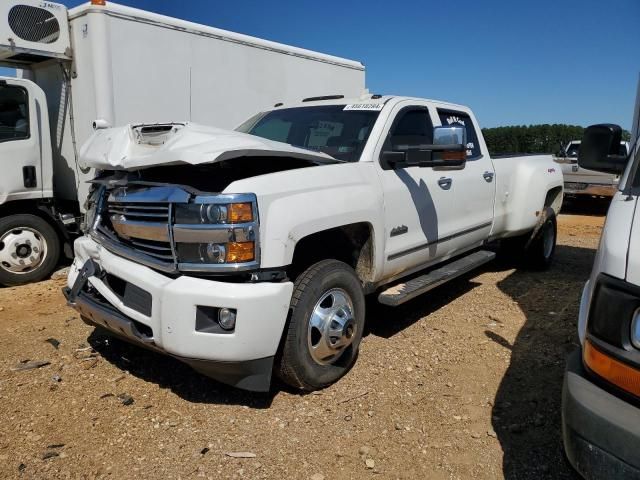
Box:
left=272, top=94, right=471, bottom=112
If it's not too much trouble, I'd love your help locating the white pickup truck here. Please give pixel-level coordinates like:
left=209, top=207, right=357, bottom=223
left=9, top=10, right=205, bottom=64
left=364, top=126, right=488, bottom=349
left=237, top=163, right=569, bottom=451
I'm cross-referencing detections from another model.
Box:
left=557, top=140, right=629, bottom=197
left=64, top=95, right=563, bottom=391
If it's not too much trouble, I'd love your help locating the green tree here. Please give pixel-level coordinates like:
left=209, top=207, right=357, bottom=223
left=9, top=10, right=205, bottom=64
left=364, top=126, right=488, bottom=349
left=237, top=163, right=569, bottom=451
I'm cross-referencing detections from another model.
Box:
left=482, top=124, right=632, bottom=156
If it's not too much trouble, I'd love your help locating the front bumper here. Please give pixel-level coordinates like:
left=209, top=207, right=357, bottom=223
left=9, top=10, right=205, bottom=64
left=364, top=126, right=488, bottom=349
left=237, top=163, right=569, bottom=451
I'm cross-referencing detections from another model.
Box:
left=564, top=181, right=618, bottom=197
left=65, top=236, right=294, bottom=391
left=562, top=348, right=640, bottom=479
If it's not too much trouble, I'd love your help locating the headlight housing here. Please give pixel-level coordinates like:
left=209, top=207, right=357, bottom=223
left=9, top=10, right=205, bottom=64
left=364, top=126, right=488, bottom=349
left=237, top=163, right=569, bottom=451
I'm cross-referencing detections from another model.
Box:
left=173, top=194, right=259, bottom=270
left=174, top=202, right=253, bottom=224
left=583, top=274, right=640, bottom=398
left=587, top=274, right=640, bottom=349
left=631, top=309, right=640, bottom=350
left=82, top=184, right=105, bottom=234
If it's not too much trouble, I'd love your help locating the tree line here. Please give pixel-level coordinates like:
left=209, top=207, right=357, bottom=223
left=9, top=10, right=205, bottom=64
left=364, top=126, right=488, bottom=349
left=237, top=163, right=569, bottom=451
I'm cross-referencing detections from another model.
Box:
left=481, top=124, right=632, bottom=156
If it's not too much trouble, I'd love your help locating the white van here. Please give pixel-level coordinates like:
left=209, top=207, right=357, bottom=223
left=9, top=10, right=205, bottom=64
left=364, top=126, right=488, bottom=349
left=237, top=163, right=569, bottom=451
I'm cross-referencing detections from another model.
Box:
left=562, top=79, right=640, bottom=477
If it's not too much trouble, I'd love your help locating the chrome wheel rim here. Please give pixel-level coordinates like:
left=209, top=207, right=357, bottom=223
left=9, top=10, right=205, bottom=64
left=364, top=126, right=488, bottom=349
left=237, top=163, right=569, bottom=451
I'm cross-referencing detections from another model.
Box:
left=0, top=227, right=48, bottom=274
left=307, top=288, right=356, bottom=365
left=542, top=221, right=555, bottom=259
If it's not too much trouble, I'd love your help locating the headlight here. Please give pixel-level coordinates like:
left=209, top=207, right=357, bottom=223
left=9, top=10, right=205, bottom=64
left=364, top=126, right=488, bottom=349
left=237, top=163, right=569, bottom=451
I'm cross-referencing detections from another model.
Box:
left=632, top=309, right=640, bottom=349
left=174, top=202, right=253, bottom=224
left=173, top=195, right=258, bottom=269
left=176, top=241, right=255, bottom=264
left=587, top=274, right=640, bottom=349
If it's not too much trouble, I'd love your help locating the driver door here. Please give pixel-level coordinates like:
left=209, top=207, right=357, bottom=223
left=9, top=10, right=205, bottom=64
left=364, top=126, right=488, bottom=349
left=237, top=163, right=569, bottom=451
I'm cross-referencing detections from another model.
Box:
left=375, top=102, right=461, bottom=279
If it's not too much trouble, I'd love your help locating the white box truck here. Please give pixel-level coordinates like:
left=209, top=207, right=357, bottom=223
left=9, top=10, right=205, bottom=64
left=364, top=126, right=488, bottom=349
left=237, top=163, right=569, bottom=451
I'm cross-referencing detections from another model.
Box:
left=0, top=0, right=365, bottom=285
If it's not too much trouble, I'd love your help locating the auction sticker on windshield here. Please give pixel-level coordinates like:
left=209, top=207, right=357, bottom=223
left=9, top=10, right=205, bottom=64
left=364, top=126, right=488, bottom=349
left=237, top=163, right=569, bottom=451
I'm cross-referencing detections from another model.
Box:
left=343, top=104, right=384, bottom=111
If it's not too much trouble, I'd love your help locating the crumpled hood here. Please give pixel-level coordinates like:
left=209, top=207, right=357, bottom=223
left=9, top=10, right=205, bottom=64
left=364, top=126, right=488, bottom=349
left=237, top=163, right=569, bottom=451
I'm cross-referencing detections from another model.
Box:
left=79, top=122, right=336, bottom=170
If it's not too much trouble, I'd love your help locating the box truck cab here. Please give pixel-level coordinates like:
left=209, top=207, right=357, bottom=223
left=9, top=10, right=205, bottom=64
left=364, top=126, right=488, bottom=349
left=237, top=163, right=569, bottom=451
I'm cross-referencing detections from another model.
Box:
left=0, top=0, right=365, bottom=286
left=562, top=79, right=640, bottom=477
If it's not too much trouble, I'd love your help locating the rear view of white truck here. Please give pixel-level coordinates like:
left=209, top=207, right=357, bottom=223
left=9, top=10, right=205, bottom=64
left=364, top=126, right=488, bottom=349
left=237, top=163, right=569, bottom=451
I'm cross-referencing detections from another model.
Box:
left=556, top=140, right=629, bottom=197
left=0, top=0, right=364, bottom=285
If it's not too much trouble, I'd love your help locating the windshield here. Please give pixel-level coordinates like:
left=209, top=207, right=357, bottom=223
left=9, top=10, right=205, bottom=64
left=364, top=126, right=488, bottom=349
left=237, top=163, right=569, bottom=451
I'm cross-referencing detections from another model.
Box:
left=236, top=105, right=380, bottom=162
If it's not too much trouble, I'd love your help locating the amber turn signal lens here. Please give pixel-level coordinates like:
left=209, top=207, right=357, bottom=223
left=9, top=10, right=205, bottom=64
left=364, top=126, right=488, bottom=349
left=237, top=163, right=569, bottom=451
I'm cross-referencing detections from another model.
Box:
left=584, top=339, right=640, bottom=398
left=229, top=203, right=253, bottom=223
left=442, top=150, right=466, bottom=161
left=226, top=242, right=255, bottom=263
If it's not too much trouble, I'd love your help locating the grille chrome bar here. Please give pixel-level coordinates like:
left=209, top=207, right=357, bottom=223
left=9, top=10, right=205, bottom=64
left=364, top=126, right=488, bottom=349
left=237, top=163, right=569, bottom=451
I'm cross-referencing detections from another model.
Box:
left=110, top=216, right=170, bottom=242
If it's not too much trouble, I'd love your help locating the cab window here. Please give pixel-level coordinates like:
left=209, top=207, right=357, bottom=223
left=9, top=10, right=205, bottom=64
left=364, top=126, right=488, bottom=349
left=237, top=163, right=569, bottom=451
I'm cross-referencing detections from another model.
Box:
left=388, top=108, right=433, bottom=150
left=0, top=85, right=29, bottom=142
left=437, top=109, right=480, bottom=159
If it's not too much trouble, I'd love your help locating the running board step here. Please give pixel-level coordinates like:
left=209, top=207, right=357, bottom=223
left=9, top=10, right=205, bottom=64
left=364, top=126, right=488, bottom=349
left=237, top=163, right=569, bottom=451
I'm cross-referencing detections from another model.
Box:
left=378, top=250, right=496, bottom=307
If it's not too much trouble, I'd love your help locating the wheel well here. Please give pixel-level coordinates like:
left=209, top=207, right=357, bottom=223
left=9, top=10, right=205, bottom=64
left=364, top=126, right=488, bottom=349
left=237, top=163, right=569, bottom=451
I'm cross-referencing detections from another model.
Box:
left=544, top=186, right=563, bottom=213
left=289, top=223, right=374, bottom=284
left=0, top=200, right=70, bottom=249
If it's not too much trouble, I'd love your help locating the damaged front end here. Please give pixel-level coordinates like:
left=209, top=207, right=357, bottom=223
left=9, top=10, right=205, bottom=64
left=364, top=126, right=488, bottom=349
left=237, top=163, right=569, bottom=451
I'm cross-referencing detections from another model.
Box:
left=80, top=122, right=339, bottom=277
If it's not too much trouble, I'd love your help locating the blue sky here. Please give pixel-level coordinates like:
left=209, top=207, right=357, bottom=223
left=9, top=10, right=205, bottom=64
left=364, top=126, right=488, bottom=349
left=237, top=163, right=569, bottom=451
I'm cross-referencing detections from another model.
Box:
left=2, top=0, right=638, bottom=128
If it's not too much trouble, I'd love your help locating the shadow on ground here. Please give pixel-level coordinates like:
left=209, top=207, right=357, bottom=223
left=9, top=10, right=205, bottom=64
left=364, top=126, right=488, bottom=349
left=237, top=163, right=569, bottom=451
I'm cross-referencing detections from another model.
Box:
left=87, top=329, right=280, bottom=408
left=488, top=244, right=595, bottom=479
left=365, top=244, right=593, bottom=479
left=561, top=196, right=611, bottom=216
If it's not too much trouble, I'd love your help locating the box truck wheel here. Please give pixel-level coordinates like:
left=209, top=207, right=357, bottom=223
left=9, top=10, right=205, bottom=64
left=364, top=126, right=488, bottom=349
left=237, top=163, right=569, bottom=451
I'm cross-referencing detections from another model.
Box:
left=276, top=259, right=365, bottom=391
left=0, top=214, right=61, bottom=286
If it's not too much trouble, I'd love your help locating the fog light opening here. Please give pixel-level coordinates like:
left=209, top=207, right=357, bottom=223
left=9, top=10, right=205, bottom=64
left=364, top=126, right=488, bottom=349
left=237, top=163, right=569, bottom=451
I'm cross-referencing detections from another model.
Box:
left=218, top=308, right=237, bottom=330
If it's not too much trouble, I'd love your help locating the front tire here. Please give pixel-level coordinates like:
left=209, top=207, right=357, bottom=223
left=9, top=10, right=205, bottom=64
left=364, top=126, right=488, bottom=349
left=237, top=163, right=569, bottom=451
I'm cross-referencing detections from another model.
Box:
left=0, top=214, right=61, bottom=286
left=276, top=259, right=365, bottom=391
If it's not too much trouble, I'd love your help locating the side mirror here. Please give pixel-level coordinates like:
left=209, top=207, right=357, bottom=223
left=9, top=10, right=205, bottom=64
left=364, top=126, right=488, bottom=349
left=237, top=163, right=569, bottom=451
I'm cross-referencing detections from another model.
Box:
left=381, top=125, right=467, bottom=169
left=433, top=125, right=467, bottom=147
left=579, top=124, right=628, bottom=174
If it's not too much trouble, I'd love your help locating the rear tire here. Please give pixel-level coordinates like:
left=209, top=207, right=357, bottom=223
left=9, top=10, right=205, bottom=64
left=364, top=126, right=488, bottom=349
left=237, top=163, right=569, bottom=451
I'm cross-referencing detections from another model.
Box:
left=524, top=211, right=557, bottom=270
left=276, top=259, right=365, bottom=391
left=0, top=214, right=61, bottom=286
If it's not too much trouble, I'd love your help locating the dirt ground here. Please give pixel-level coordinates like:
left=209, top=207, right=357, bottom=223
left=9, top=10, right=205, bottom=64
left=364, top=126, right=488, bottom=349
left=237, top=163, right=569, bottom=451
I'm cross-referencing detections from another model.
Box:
left=0, top=202, right=607, bottom=479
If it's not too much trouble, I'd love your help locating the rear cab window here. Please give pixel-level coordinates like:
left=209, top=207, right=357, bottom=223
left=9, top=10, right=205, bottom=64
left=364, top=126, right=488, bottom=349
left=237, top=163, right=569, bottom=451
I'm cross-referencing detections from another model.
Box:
left=437, top=109, right=481, bottom=159
left=0, top=84, right=29, bottom=142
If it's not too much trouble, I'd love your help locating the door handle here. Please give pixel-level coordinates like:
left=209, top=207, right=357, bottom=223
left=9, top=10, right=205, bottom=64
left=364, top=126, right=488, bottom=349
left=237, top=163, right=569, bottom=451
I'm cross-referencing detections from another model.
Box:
left=483, top=171, right=494, bottom=182
left=438, top=177, right=452, bottom=190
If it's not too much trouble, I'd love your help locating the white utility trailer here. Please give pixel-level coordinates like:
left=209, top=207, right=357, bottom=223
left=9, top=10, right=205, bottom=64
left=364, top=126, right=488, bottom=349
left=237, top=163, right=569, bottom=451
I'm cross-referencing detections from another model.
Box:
left=0, top=0, right=365, bottom=285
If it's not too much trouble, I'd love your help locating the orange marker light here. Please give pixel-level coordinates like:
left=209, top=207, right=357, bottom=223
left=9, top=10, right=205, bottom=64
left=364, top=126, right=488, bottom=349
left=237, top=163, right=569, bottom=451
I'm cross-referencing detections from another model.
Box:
left=226, top=242, right=255, bottom=263
left=584, top=340, right=640, bottom=398
left=90, top=0, right=106, bottom=5
left=442, top=150, right=466, bottom=161
left=229, top=203, right=253, bottom=223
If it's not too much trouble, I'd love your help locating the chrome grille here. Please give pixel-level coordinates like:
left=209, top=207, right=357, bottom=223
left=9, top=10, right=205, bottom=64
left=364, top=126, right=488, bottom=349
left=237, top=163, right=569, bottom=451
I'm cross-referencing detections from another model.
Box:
left=97, top=200, right=175, bottom=268
left=107, top=202, right=170, bottom=221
